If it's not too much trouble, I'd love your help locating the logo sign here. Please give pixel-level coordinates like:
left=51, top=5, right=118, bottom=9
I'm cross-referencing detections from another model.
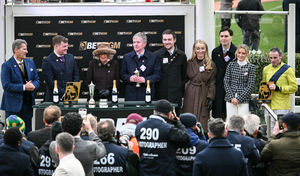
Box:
left=64, top=82, right=81, bottom=101
left=258, top=82, right=272, bottom=103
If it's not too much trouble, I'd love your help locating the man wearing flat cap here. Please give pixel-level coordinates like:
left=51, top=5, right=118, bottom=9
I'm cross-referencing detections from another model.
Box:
left=42, top=35, right=79, bottom=102
left=135, top=99, right=190, bottom=176
left=86, top=42, right=119, bottom=100
left=261, top=112, right=300, bottom=176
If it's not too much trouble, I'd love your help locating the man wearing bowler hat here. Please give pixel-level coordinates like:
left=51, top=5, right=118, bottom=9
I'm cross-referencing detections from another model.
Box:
left=135, top=99, right=189, bottom=176
left=261, top=112, right=300, bottom=176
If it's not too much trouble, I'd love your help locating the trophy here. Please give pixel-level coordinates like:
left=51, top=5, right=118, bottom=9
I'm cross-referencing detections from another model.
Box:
left=134, top=68, right=140, bottom=87
left=88, top=82, right=96, bottom=108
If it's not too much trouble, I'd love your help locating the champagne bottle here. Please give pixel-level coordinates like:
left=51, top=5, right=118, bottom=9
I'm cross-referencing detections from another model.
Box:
left=145, top=80, right=151, bottom=104
left=53, top=80, right=59, bottom=104
left=112, top=80, right=118, bottom=104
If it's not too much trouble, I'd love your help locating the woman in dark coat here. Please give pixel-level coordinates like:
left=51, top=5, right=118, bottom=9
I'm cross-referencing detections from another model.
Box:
left=86, top=42, right=119, bottom=101
left=183, top=40, right=217, bottom=132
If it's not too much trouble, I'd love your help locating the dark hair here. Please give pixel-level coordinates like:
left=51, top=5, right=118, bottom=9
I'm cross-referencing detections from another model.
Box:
left=97, top=120, right=116, bottom=141
left=228, top=115, right=245, bottom=132
left=56, top=132, right=74, bottom=153
left=208, top=118, right=225, bottom=138
left=269, top=47, right=282, bottom=56
left=12, top=39, right=27, bottom=53
left=219, top=27, right=233, bottom=36
left=52, top=35, right=68, bottom=46
left=62, top=112, right=82, bottom=136
left=43, top=105, right=61, bottom=124
left=162, top=29, right=176, bottom=39
left=4, top=127, right=22, bottom=146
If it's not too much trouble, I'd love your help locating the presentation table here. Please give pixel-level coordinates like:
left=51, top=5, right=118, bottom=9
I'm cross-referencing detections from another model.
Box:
left=33, top=101, right=175, bottom=131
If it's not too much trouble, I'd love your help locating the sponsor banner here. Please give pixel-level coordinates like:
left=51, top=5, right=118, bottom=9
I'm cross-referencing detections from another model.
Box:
left=15, top=16, right=184, bottom=99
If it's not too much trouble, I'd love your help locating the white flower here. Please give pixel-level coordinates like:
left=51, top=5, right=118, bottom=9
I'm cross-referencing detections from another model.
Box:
left=257, top=50, right=262, bottom=55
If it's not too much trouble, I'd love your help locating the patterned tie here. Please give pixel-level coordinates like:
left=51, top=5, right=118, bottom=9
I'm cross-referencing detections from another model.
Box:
left=19, top=62, right=24, bottom=74
left=59, top=56, right=65, bottom=63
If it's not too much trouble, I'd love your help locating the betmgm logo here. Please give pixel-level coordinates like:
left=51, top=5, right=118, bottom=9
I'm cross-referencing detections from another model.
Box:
left=79, top=41, right=121, bottom=51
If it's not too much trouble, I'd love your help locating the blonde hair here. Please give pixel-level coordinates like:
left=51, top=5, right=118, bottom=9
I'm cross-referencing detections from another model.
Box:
left=235, top=44, right=250, bottom=62
left=189, top=40, right=212, bottom=71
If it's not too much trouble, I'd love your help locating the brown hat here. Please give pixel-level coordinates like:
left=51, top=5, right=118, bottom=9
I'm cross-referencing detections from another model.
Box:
left=92, top=42, right=116, bottom=56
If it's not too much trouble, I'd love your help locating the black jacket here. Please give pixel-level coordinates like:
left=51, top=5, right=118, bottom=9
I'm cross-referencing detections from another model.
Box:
left=135, top=115, right=190, bottom=176
left=235, top=0, right=264, bottom=31
left=211, top=43, right=237, bottom=118
left=154, top=46, right=187, bottom=104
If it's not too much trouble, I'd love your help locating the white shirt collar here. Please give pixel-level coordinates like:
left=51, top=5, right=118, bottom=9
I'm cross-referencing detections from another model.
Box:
left=54, top=50, right=63, bottom=58
left=168, top=47, right=175, bottom=56
left=14, top=57, right=23, bottom=64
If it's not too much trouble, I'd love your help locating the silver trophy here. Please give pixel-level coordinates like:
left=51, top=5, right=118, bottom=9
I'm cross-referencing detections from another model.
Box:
left=134, top=68, right=140, bottom=87
left=88, top=82, right=96, bottom=108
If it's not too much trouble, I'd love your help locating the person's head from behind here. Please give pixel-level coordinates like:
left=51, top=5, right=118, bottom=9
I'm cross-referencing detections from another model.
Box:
left=180, top=113, right=197, bottom=129
left=133, top=32, right=147, bottom=54
left=153, top=99, right=173, bottom=119
left=97, top=119, right=115, bottom=141
left=126, top=113, right=143, bottom=125
left=208, top=118, right=226, bottom=138
left=162, top=29, right=176, bottom=51
left=87, top=114, right=97, bottom=133
left=4, top=127, right=22, bottom=147
left=62, top=112, right=82, bottom=136
left=55, top=132, right=74, bottom=157
left=243, top=114, right=261, bottom=137
left=43, top=105, right=61, bottom=126
left=228, top=115, right=245, bottom=133
left=6, top=115, right=25, bottom=134
left=269, top=47, right=282, bottom=67
left=219, top=27, right=233, bottom=48
left=282, top=112, right=300, bottom=131
left=52, top=35, right=69, bottom=55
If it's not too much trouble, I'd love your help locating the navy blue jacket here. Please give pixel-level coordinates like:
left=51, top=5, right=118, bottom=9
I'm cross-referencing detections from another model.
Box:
left=0, top=137, right=35, bottom=156
left=121, top=50, right=161, bottom=101
left=193, top=138, right=248, bottom=176
left=93, top=141, right=139, bottom=176
left=1, top=57, right=40, bottom=112
left=42, top=52, right=79, bottom=102
left=0, top=144, right=34, bottom=176
left=135, top=115, right=189, bottom=176
left=176, top=128, right=207, bottom=176
left=227, top=131, right=260, bottom=176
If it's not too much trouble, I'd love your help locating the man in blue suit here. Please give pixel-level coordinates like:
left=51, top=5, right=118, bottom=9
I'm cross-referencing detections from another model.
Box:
left=1, top=39, right=40, bottom=134
left=121, top=32, right=161, bottom=101
left=193, top=118, right=248, bottom=176
left=42, top=35, right=79, bottom=102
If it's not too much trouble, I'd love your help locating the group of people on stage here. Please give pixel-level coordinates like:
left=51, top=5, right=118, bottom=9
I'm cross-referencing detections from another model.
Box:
left=1, top=27, right=298, bottom=135
left=0, top=25, right=300, bottom=175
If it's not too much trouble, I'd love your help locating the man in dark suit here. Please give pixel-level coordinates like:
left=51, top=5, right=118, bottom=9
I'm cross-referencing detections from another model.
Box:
left=42, top=35, right=79, bottom=102
left=1, top=39, right=40, bottom=134
left=0, top=127, right=34, bottom=176
left=154, top=29, right=187, bottom=115
left=121, top=32, right=161, bottom=101
left=211, top=27, right=237, bottom=121
left=193, top=118, right=248, bottom=176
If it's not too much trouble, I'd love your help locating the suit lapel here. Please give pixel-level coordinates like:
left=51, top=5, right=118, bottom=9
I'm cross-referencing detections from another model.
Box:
left=10, top=57, right=23, bottom=83
left=24, top=59, right=31, bottom=80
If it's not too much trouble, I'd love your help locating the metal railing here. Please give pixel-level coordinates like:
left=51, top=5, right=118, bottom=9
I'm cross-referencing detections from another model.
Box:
left=261, top=103, right=277, bottom=138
